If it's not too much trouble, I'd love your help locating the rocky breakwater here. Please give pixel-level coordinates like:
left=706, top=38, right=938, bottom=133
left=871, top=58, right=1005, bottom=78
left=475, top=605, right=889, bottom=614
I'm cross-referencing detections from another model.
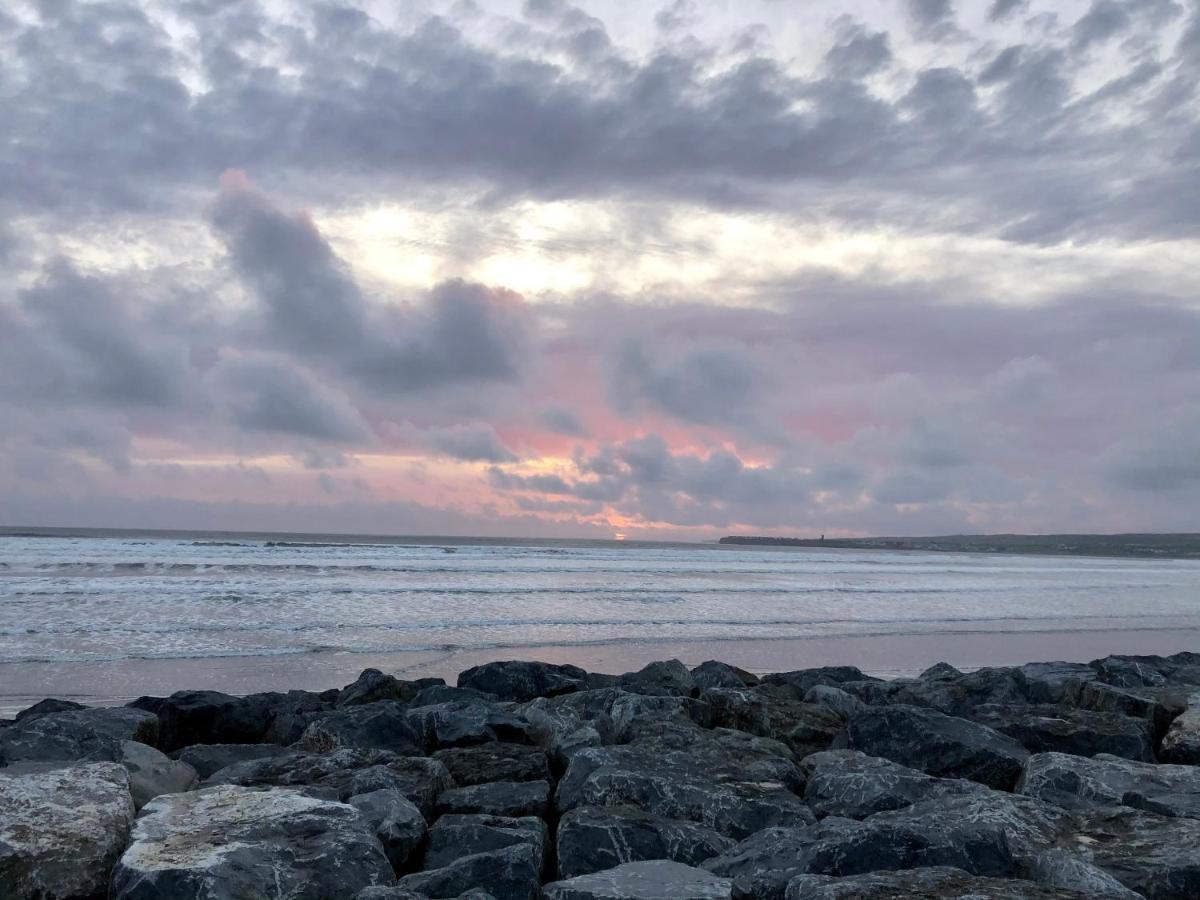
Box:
left=3, top=651, right=1200, bottom=898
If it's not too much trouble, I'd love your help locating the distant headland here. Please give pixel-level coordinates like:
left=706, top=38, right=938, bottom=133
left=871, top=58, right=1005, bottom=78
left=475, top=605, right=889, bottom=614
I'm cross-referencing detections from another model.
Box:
left=719, top=533, right=1200, bottom=559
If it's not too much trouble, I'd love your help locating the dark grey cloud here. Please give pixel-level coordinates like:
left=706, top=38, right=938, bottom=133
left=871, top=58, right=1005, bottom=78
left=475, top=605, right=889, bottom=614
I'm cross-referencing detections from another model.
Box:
left=424, top=423, right=518, bottom=463
left=987, top=0, right=1029, bottom=23
left=539, top=406, right=588, bottom=436
left=904, top=0, right=962, bottom=42
left=824, top=18, right=892, bottom=79
left=1073, top=0, right=1133, bottom=49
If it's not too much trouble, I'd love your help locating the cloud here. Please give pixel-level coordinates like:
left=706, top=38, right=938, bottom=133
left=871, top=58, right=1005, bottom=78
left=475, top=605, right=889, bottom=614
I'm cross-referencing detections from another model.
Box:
left=824, top=18, right=892, bottom=79
left=423, top=423, right=519, bottom=463
left=987, top=0, right=1029, bottom=23
left=904, top=0, right=962, bottom=42
left=539, top=406, right=589, bottom=436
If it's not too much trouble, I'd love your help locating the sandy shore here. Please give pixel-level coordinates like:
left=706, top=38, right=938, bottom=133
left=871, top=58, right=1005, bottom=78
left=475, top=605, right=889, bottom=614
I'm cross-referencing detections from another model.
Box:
left=4, top=626, right=1200, bottom=716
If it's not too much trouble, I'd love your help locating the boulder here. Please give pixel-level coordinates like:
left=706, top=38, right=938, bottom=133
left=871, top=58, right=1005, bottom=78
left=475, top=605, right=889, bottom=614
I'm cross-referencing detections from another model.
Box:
left=205, top=747, right=452, bottom=818
left=458, top=661, right=593, bottom=702
left=110, top=785, right=394, bottom=899
left=349, top=788, right=427, bottom=873
left=1019, top=751, right=1200, bottom=818
left=432, top=743, right=550, bottom=786
left=436, top=779, right=551, bottom=818
left=423, top=814, right=548, bottom=871
left=355, top=889, right=429, bottom=900
left=299, top=702, right=424, bottom=755
left=618, top=660, right=697, bottom=697
left=13, top=698, right=87, bottom=721
left=1067, top=681, right=1183, bottom=741
left=832, top=705, right=1029, bottom=790
left=1023, top=849, right=1144, bottom=899
left=760, top=668, right=878, bottom=699
left=802, top=749, right=988, bottom=819
left=1093, top=655, right=1170, bottom=688
left=702, top=815, right=1014, bottom=900
left=412, top=685, right=498, bottom=707
left=703, top=688, right=843, bottom=758
left=405, top=700, right=535, bottom=751
left=557, top=805, right=735, bottom=878
left=607, top=693, right=711, bottom=742
left=1159, top=690, right=1200, bottom=764
left=398, top=842, right=542, bottom=900
left=801, top=686, right=865, bottom=721
left=0, top=707, right=159, bottom=765
left=691, top=661, right=760, bottom=691
left=1073, top=806, right=1200, bottom=899
left=556, top=736, right=810, bottom=840
left=971, top=704, right=1155, bottom=761
left=170, top=742, right=287, bottom=779
left=338, top=669, right=442, bottom=707
left=0, top=762, right=135, bottom=900
left=129, top=689, right=331, bottom=751
left=116, top=740, right=198, bottom=809
left=783, top=867, right=1093, bottom=899
left=543, top=860, right=733, bottom=900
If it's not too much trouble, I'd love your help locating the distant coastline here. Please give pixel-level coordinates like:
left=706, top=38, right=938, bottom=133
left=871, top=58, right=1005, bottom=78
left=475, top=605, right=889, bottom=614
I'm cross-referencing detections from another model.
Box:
left=719, top=533, right=1200, bottom=560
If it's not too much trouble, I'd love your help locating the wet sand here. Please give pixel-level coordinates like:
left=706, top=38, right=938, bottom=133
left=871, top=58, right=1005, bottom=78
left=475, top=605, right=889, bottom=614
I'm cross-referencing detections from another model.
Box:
left=4, top=626, right=1199, bottom=717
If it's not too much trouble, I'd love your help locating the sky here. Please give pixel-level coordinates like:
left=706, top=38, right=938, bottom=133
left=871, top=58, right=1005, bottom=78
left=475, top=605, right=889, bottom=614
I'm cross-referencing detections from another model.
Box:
left=1, top=0, right=1198, bottom=541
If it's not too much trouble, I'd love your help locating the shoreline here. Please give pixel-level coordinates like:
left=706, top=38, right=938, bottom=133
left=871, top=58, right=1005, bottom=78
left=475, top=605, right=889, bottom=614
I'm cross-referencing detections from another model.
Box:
left=5, top=625, right=1200, bottom=717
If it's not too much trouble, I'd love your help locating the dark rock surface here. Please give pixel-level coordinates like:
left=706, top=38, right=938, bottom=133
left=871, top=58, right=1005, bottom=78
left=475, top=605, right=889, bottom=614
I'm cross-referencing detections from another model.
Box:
left=11, top=650, right=1200, bottom=899
left=170, top=742, right=287, bottom=779
left=832, top=704, right=1030, bottom=790
left=437, top=779, right=551, bottom=818
left=557, top=805, right=735, bottom=878
left=1019, top=751, right=1200, bottom=818
left=433, top=742, right=550, bottom=786
left=783, top=867, right=1094, bottom=899
left=802, top=749, right=988, bottom=819
left=543, top=860, right=733, bottom=900
left=110, top=784, right=395, bottom=899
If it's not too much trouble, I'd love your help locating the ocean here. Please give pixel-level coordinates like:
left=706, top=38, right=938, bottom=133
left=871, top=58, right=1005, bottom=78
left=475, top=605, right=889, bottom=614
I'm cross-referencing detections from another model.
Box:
left=2, top=528, right=1199, bottom=713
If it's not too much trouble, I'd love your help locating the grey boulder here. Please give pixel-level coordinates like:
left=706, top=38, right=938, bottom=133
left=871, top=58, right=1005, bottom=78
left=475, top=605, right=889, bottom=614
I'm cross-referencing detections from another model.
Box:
left=832, top=704, right=1029, bottom=790
left=1019, top=751, right=1200, bottom=818
left=423, top=813, right=548, bottom=871
left=117, top=740, right=198, bottom=809
left=971, top=703, right=1155, bottom=761
left=1073, top=806, right=1200, bottom=899
left=0, top=762, right=135, bottom=900
left=110, top=784, right=394, bottom=899
left=299, top=701, right=424, bottom=755
left=618, top=660, right=697, bottom=697
left=691, top=661, right=760, bottom=691
left=0, top=707, right=159, bottom=765
left=543, top=860, right=733, bottom=900
left=436, top=779, right=551, bottom=818
left=557, top=805, right=735, bottom=878
left=801, top=749, right=988, bottom=819
left=405, top=700, right=535, bottom=751
left=457, top=661, right=593, bottom=702
left=398, top=842, right=542, bottom=900
left=1159, top=690, right=1200, bottom=764
left=170, top=742, right=287, bottom=779
left=784, top=866, right=1093, bottom=899
left=432, top=742, right=550, bottom=786
left=349, top=788, right=428, bottom=873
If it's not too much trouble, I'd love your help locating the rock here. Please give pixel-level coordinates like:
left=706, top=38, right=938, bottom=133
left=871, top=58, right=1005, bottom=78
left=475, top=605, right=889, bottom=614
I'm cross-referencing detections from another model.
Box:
left=971, top=703, right=1155, bottom=761
left=206, top=747, right=452, bottom=818
left=349, top=788, right=427, bottom=873
left=517, top=689, right=626, bottom=766
left=618, top=660, right=697, bottom=697
left=405, top=700, right=535, bottom=751
left=1068, top=681, right=1183, bottom=741
left=0, top=762, right=135, bottom=900
left=355, top=889, right=429, bottom=900
left=801, top=686, right=866, bottom=721
left=433, top=743, right=551, bottom=786
left=1017, top=661, right=1099, bottom=701
left=110, top=784, right=394, bottom=899
left=691, top=661, right=760, bottom=691
left=300, top=702, right=424, bottom=755
left=398, top=842, right=542, bottom=900
left=802, top=749, right=988, bottom=819
left=412, top=685, right=498, bottom=707
left=1073, top=806, right=1200, bottom=899
left=170, top=742, right=287, bottom=779
left=543, top=860, right=733, bottom=900
left=129, top=689, right=331, bottom=751
left=783, top=867, right=1092, bottom=899
left=919, top=662, right=963, bottom=679
left=338, top=669, right=442, bottom=707
left=557, top=805, right=735, bottom=878
left=703, top=688, right=843, bottom=758
left=117, top=740, right=198, bottom=809
left=423, top=813, right=548, bottom=870
left=458, top=661, right=593, bottom=702
left=607, top=693, right=711, bottom=742
left=1159, top=690, right=1200, bottom=764
left=436, top=779, right=551, bottom=818
left=13, top=698, right=87, bottom=721
left=1093, top=655, right=1169, bottom=688
left=832, top=704, right=1029, bottom=790
left=702, top=815, right=1013, bottom=900
left=1019, top=751, right=1200, bottom=818
left=761, top=667, right=879, bottom=699
left=1023, top=849, right=1143, bottom=899
left=0, top=707, right=159, bottom=765
left=556, top=737, right=810, bottom=839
